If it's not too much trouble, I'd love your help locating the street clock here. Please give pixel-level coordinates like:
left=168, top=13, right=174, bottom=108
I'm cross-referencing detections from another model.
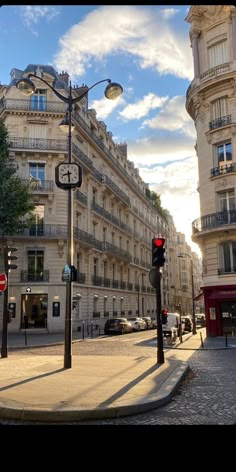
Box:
left=55, top=163, right=82, bottom=190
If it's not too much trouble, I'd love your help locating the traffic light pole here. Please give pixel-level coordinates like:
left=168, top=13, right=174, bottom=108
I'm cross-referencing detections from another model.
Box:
left=156, top=267, right=164, bottom=364
left=1, top=247, right=9, bottom=358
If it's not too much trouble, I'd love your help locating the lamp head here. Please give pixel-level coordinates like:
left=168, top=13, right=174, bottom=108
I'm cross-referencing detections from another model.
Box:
left=16, top=77, right=36, bottom=96
left=59, top=114, right=75, bottom=133
left=104, top=81, right=123, bottom=100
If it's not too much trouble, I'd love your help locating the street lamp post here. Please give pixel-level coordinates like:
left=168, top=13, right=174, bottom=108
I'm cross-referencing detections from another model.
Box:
left=16, top=73, right=123, bottom=368
left=137, top=273, right=145, bottom=316
left=178, top=253, right=197, bottom=335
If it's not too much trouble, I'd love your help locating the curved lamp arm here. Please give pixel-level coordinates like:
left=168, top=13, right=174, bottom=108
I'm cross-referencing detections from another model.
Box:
left=27, top=74, right=111, bottom=104
left=27, top=73, right=69, bottom=103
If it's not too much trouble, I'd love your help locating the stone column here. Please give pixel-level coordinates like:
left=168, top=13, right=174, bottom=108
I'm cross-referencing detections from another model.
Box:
left=231, top=12, right=236, bottom=60
left=190, top=29, right=200, bottom=79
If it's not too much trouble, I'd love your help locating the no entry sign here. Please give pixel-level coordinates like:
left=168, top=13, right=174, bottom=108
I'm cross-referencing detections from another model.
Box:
left=0, top=273, right=7, bottom=292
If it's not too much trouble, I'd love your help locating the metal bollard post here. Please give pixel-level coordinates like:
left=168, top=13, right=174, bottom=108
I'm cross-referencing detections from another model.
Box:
left=225, top=333, right=228, bottom=347
left=82, top=321, right=85, bottom=340
left=24, top=329, right=27, bottom=346
left=200, top=331, right=204, bottom=348
left=91, top=321, right=93, bottom=338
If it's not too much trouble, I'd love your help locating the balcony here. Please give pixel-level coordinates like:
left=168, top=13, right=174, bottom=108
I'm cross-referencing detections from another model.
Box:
left=9, top=137, right=67, bottom=153
left=21, top=270, right=49, bottom=282
left=192, top=209, right=236, bottom=235
left=209, top=115, right=232, bottom=130
left=76, top=272, right=86, bottom=284
left=200, top=62, right=231, bottom=82
left=210, top=163, right=236, bottom=177
left=21, top=179, right=54, bottom=193
left=0, top=97, right=67, bottom=114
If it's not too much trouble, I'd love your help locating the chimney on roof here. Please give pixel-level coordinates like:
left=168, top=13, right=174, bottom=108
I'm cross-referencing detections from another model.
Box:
left=59, top=71, right=69, bottom=85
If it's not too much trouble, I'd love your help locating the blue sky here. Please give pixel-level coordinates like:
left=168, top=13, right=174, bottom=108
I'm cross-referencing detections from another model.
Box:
left=0, top=5, right=200, bottom=254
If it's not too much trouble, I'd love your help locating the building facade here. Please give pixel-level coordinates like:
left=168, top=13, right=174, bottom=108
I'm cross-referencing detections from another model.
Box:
left=186, top=5, right=236, bottom=335
left=0, top=64, right=202, bottom=334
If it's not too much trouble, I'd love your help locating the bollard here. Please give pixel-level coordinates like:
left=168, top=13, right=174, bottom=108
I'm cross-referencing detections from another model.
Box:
left=200, top=331, right=204, bottom=348
left=91, top=321, right=93, bottom=339
left=82, top=321, right=85, bottom=340
left=225, top=333, right=228, bottom=347
left=24, top=329, right=27, bottom=346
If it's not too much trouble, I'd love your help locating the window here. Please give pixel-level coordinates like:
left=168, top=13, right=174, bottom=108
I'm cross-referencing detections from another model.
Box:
left=220, top=242, right=236, bottom=273
left=28, top=250, right=44, bottom=281
left=30, top=205, right=44, bottom=236
left=103, top=261, right=107, bottom=278
left=216, top=142, right=232, bottom=167
left=208, top=41, right=227, bottom=68
left=29, top=163, right=45, bottom=182
left=211, top=97, right=227, bottom=120
left=30, top=89, right=46, bottom=111
left=103, top=227, right=107, bottom=243
left=92, top=188, right=97, bottom=205
left=92, top=222, right=97, bottom=238
left=218, top=190, right=235, bottom=212
left=93, top=258, right=98, bottom=277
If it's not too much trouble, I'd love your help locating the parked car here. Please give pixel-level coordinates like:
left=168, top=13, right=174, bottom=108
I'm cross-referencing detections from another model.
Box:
left=181, top=315, right=193, bottom=333
left=162, top=312, right=181, bottom=339
left=104, top=318, right=132, bottom=335
left=142, top=316, right=153, bottom=329
left=151, top=317, right=157, bottom=328
left=196, top=314, right=206, bottom=328
left=128, top=317, right=146, bottom=331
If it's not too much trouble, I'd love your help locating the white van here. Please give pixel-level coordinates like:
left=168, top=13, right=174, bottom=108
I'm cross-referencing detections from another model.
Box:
left=162, top=312, right=182, bottom=340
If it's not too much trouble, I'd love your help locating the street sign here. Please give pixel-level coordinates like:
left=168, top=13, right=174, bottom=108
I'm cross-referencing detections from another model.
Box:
left=0, top=273, right=7, bottom=292
left=62, top=264, right=71, bottom=282
left=149, top=268, right=161, bottom=288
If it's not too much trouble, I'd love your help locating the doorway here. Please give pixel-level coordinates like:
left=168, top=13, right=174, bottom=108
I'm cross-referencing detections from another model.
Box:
left=21, top=294, right=48, bottom=329
left=220, top=301, right=236, bottom=335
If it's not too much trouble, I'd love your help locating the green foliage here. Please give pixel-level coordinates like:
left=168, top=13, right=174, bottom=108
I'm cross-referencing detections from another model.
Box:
left=146, top=188, right=169, bottom=220
left=0, top=118, right=35, bottom=237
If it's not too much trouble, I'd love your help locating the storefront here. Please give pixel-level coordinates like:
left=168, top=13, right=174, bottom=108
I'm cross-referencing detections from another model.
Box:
left=21, top=293, right=48, bottom=330
left=203, top=285, right=236, bottom=336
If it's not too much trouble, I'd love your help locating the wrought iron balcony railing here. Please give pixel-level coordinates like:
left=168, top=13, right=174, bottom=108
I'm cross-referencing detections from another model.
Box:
left=9, top=137, right=67, bottom=152
left=209, top=115, right=231, bottom=130
left=0, top=98, right=67, bottom=114
left=21, top=179, right=54, bottom=193
left=210, top=163, right=236, bottom=177
left=192, top=209, right=236, bottom=234
left=21, top=270, right=49, bottom=282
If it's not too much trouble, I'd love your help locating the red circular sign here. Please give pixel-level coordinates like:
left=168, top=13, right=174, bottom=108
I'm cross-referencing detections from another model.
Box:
left=0, top=273, right=7, bottom=292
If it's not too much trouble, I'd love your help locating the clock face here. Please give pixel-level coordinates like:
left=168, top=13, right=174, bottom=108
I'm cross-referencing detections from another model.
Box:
left=55, top=163, right=82, bottom=189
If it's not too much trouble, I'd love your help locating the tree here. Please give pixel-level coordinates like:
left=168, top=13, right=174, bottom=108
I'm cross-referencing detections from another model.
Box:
left=0, top=118, right=35, bottom=239
left=146, top=188, right=169, bottom=220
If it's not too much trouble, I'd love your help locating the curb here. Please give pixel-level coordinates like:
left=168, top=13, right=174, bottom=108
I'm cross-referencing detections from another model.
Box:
left=0, top=362, right=189, bottom=423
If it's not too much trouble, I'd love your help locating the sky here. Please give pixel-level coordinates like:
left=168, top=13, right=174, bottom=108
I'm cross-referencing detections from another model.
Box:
left=0, top=4, right=201, bottom=255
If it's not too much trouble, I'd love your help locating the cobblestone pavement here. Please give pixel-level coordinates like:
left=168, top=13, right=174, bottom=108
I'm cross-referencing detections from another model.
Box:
left=1, top=332, right=236, bottom=425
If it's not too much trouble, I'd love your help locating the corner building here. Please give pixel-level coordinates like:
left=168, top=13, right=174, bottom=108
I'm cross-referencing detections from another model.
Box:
left=186, top=5, right=236, bottom=335
left=0, top=64, right=170, bottom=333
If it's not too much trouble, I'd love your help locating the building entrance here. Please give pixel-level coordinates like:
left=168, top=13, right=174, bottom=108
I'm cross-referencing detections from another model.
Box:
left=220, top=301, right=236, bottom=335
left=21, top=294, right=48, bottom=329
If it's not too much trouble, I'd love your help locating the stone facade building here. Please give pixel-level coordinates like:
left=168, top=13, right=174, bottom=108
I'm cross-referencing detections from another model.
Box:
left=0, top=63, right=202, bottom=334
left=186, top=5, right=236, bottom=335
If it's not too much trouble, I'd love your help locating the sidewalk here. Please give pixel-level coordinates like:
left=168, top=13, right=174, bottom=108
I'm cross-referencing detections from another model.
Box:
left=0, top=329, right=235, bottom=423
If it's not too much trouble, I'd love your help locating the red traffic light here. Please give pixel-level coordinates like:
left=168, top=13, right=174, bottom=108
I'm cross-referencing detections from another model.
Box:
left=154, top=238, right=165, bottom=247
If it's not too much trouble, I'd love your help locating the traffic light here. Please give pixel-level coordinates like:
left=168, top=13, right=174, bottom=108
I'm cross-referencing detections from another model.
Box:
left=4, top=246, right=18, bottom=272
left=152, top=238, right=165, bottom=267
left=70, top=265, right=77, bottom=282
left=162, top=309, right=168, bottom=324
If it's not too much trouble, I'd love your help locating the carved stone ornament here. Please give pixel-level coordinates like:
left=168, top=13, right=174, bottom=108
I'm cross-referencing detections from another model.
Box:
left=198, top=5, right=228, bottom=20
left=215, top=176, right=234, bottom=190
left=57, top=239, right=65, bottom=257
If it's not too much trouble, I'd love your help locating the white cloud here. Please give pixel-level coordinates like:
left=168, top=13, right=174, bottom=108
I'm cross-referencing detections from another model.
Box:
left=90, top=95, right=125, bottom=120
left=21, top=6, right=60, bottom=35
left=139, top=157, right=200, bottom=251
left=143, top=95, right=196, bottom=138
left=53, top=5, right=193, bottom=81
left=127, top=133, right=195, bottom=167
left=160, top=8, right=179, bottom=19
left=119, top=93, right=168, bottom=121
